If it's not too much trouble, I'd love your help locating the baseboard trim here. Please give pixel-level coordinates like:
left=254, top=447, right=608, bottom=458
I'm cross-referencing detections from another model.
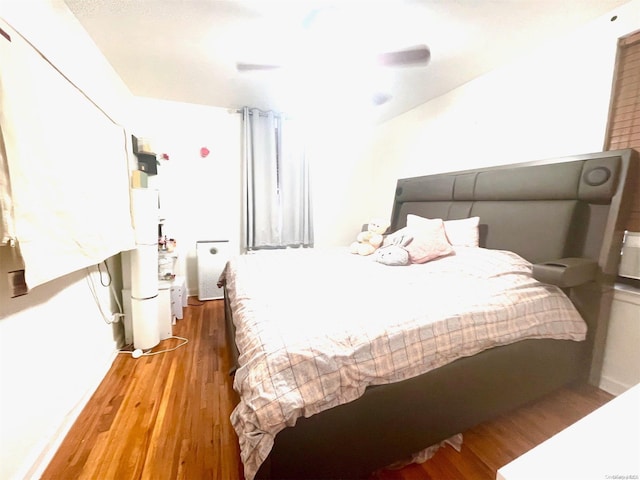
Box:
left=16, top=349, right=119, bottom=480
left=598, top=374, right=634, bottom=396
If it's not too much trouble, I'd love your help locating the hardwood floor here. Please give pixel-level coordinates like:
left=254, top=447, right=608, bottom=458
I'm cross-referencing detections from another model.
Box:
left=43, top=298, right=614, bottom=480
left=42, top=298, right=242, bottom=480
left=370, top=382, right=613, bottom=480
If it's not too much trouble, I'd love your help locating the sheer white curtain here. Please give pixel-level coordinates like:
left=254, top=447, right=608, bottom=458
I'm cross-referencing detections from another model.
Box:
left=242, top=107, right=313, bottom=250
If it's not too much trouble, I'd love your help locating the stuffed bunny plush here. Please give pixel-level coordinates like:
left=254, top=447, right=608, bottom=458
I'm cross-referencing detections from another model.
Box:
left=375, top=233, right=413, bottom=266
left=375, top=245, right=410, bottom=266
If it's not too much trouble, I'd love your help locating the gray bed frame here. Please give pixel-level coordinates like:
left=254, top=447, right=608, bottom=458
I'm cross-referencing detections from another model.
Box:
left=224, top=149, right=638, bottom=479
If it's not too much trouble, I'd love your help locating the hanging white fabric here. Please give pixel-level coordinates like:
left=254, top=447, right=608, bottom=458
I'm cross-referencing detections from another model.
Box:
left=0, top=123, right=16, bottom=246
left=0, top=18, right=135, bottom=290
left=242, top=107, right=313, bottom=250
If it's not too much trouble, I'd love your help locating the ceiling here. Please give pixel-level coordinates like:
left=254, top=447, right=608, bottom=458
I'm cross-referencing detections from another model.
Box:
left=63, top=0, right=630, bottom=123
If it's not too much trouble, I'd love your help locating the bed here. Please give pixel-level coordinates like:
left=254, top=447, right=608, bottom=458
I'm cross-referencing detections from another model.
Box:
left=220, top=149, right=638, bottom=480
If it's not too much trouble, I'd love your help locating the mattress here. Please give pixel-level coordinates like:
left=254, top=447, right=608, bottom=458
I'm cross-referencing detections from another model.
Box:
left=220, top=247, right=587, bottom=480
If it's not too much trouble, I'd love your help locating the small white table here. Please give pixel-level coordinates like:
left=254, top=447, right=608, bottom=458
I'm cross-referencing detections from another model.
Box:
left=497, top=383, right=640, bottom=480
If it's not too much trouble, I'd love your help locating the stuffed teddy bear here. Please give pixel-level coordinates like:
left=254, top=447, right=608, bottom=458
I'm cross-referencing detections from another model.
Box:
left=350, top=218, right=390, bottom=256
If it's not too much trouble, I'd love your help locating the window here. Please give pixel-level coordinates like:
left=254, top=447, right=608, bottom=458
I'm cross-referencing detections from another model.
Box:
left=604, top=29, right=640, bottom=232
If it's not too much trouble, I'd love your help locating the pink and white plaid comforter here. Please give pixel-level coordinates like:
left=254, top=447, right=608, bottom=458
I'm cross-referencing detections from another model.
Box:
left=220, top=247, right=587, bottom=480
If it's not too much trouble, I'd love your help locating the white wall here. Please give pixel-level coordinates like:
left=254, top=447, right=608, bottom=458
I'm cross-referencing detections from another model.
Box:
left=0, top=255, right=122, bottom=480
left=361, top=0, right=640, bottom=394
left=307, top=119, right=380, bottom=247
left=0, top=1, right=135, bottom=479
left=367, top=0, right=640, bottom=221
left=132, top=99, right=379, bottom=257
left=132, top=98, right=242, bottom=295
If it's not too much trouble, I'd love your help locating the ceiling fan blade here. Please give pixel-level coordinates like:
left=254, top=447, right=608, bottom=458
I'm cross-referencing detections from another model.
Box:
left=372, top=92, right=392, bottom=106
left=376, top=45, right=430, bottom=67
left=236, top=62, right=283, bottom=72
left=237, top=44, right=430, bottom=72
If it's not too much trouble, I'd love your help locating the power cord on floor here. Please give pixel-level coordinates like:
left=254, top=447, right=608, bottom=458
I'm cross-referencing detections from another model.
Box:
left=119, top=335, right=189, bottom=359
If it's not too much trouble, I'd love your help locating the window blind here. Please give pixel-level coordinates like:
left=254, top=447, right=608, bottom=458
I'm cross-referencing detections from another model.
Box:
left=604, top=30, right=640, bottom=231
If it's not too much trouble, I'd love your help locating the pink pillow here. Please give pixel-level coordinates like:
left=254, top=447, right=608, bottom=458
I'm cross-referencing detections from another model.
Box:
left=403, top=217, right=453, bottom=263
left=407, top=214, right=480, bottom=248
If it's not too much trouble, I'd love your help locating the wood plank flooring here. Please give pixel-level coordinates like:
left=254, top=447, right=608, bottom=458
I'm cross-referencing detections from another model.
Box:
left=43, top=298, right=614, bottom=480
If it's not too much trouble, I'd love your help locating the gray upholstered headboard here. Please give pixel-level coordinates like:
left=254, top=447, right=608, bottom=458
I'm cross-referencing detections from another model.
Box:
left=390, top=149, right=637, bottom=268
left=389, top=149, right=638, bottom=384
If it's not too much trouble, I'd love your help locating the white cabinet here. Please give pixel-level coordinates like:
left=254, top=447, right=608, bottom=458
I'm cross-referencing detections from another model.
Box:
left=599, top=285, right=640, bottom=395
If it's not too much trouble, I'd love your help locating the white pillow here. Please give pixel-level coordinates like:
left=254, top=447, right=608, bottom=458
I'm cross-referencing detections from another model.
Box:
left=443, top=216, right=480, bottom=247
left=406, top=214, right=480, bottom=248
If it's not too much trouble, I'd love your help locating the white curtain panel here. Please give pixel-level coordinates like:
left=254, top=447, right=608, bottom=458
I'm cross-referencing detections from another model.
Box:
left=279, top=116, right=313, bottom=247
left=243, top=107, right=280, bottom=248
left=242, top=108, right=313, bottom=250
